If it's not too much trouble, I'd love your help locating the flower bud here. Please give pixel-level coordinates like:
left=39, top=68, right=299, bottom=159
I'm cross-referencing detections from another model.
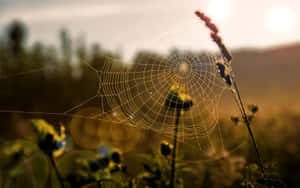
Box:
left=111, top=150, right=122, bottom=164
left=230, top=116, right=240, bottom=125
left=160, top=141, right=172, bottom=156
left=248, top=104, right=259, bottom=114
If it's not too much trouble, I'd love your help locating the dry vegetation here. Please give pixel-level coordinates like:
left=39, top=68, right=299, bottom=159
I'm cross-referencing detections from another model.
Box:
left=0, top=20, right=299, bottom=187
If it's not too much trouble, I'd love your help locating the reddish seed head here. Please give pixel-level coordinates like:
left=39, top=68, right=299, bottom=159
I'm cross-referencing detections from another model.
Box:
left=203, top=16, right=210, bottom=23
left=194, top=11, right=203, bottom=18
left=195, top=11, right=218, bottom=34
left=210, top=33, right=222, bottom=44
left=195, top=10, right=232, bottom=61
left=206, top=23, right=218, bottom=34
left=210, top=24, right=218, bottom=34
left=195, top=11, right=208, bottom=22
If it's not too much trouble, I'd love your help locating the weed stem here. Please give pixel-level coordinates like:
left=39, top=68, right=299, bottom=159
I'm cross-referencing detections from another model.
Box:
left=233, top=82, right=265, bottom=175
left=48, top=154, right=66, bottom=188
left=170, top=109, right=181, bottom=188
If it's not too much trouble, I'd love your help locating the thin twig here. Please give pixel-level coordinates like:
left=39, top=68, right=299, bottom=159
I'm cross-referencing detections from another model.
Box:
left=48, top=154, right=66, bottom=188
left=170, top=109, right=181, bottom=188
left=233, top=82, right=265, bottom=174
left=195, top=10, right=265, bottom=175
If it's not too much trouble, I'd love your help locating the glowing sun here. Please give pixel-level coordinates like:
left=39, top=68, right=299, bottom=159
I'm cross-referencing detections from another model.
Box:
left=207, top=0, right=230, bottom=22
left=267, top=6, right=295, bottom=33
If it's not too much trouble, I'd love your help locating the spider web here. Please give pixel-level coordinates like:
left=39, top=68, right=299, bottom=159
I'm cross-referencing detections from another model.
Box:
left=0, top=30, right=247, bottom=162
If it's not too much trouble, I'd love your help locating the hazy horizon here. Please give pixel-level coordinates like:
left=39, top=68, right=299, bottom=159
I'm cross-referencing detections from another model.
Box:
left=1, top=0, right=300, bottom=60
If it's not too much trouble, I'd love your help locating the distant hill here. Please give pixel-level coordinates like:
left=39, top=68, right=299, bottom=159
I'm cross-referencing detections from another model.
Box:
left=223, top=43, right=300, bottom=114
left=232, top=43, right=300, bottom=89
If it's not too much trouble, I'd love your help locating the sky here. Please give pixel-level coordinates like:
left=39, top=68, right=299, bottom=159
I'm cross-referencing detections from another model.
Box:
left=0, top=0, right=299, bottom=61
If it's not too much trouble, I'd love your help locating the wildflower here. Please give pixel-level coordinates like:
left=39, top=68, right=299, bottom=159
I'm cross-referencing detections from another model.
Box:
left=30, top=119, right=67, bottom=157
left=248, top=104, right=259, bottom=114
left=89, top=160, right=101, bottom=172
left=96, top=144, right=124, bottom=171
left=98, top=156, right=110, bottom=169
left=111, top=149, right=122, bottom=164
left=110, top=164, right=121, bottom=173
left=230, top=116, right=240, bottom=125
left=2, top=142, right=24, bottom=160
left=97, top=145, right=110, bottom=158
left=121, top=165, right=127, bottom=173
left=247, top=115, right=254, bottom=123
left=165, top=84, right=193, bottom=111
left=160, top=141, right=172, bottom=156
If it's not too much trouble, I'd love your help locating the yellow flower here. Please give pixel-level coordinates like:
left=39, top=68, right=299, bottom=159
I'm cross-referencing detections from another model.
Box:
left=165, top=84, right=193, bottom=111
left=30, top=119, right=66, bottom=157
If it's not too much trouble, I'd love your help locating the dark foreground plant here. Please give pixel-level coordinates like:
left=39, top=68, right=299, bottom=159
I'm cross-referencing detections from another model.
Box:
left=53, top=149, right=128, bottom=188
left=14, top=119, right=131, bottom=188
left=137, top=140, right=189, bottom=188
left=241, top=163, right=286, bottom=188
left=30, top=119, right=68, bottom=188
left=165, top=85, right=193, bottom=188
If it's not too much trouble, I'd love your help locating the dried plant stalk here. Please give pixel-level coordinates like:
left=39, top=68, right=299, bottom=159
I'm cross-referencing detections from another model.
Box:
left=195, top=10, right=265, bottom=174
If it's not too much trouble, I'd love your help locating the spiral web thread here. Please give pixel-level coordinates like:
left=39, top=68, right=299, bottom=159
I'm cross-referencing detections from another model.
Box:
left=0, top=33, right=247, bottom=162
left=0, top=12, right=255, bottom=188
left=0, top=50, right=236, bottom=156
left=60, top=49, right=235, bottom=155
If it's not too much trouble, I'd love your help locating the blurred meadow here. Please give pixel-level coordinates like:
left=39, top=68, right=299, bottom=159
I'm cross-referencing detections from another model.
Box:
left=0, top=0, right=300, bottom=187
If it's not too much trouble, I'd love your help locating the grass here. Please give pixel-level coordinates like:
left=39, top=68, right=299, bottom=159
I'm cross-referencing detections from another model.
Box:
left=0, top=11, right=296, bottom=188
left=195, top=10, right=265, bottom=176
left=0, top=114, right=292, bottom=187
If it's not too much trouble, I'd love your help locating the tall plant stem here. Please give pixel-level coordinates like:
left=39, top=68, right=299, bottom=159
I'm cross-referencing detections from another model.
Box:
left=48, top=154, right=66, bottom=188
left=170, top=109, right=181, bottom=188
left=233, top=82, right=265, bottom=174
